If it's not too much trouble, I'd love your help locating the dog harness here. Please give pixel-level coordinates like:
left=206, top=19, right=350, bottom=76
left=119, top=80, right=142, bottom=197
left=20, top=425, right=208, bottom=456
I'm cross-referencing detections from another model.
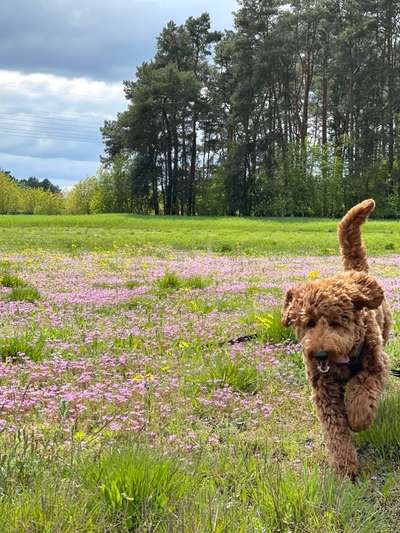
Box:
left=346, top=338, right=365, bottom=376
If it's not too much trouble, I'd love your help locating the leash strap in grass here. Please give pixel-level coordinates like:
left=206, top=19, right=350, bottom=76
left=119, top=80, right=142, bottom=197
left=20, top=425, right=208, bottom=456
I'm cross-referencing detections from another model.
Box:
left=226, top=333, right=259, bottom=345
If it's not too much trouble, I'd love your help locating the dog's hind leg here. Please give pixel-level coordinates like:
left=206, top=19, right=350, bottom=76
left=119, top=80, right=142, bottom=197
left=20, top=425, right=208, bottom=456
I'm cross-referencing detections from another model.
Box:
left=337, top=199, right=375, bottom=272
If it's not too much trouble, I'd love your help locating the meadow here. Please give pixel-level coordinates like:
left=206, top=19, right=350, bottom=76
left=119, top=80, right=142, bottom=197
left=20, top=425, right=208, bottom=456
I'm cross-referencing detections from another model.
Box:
left=1, top=213, right=400, bottom=255
left=0, top=215, right=400, bottom=531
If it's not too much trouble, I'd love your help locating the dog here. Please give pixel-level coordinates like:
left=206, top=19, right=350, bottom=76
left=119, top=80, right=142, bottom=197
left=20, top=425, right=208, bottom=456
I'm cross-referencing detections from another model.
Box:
left=282, top=199, right=392, bottom=477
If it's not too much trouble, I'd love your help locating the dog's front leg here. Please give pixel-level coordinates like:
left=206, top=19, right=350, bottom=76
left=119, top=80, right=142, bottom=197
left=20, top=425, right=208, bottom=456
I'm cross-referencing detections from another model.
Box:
left=312, top=378, right=359, bottom=478
left=345, top=361, right=388, bottom=432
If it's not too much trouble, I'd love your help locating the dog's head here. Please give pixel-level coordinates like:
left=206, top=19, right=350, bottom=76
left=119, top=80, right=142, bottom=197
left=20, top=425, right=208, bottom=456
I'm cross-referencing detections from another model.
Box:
left=282, top=271, right=383, bottom=374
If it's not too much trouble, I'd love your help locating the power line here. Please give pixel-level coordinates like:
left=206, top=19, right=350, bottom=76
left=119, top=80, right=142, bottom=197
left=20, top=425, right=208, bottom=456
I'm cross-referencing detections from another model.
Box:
left=0, top=128, right=100, bottom=144
left=0, top=110, right=117, bottom=126
left=0, top=112, right=104, bottom=130
left=0, top=124, right=100, bottom=140
left=0, top=125, right=99, bottom=142
left=0, top=120, right=100, bottom=138
left=0, top=116, right=100, bottom=133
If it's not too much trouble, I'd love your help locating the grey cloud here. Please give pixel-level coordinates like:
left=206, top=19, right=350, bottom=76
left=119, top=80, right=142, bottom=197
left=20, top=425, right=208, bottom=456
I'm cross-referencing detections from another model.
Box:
left=0, top=70, right=126, bottom=173
left=0, top=136, right=101, bottom=163
left=0, top=0, right=236, bottom=183
left=1, top=0, right=236, bottom=81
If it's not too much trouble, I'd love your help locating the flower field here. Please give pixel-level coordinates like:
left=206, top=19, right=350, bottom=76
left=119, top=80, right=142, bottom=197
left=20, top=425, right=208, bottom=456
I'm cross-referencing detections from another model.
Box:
left=1, top=218, right=400, bottom=531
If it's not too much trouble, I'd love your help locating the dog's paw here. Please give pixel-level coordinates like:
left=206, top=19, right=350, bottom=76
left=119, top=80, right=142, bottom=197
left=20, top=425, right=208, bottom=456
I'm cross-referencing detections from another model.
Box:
left=334, top=459, right=359, bottom=480
left=346, top=397, right=376, bottom=432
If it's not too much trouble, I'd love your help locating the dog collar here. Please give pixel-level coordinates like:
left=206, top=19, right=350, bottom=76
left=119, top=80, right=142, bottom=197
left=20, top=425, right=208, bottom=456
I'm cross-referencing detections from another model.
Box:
left=349, top=338, right=365, bottom=360
left=347, top=338, right=366, bottom=375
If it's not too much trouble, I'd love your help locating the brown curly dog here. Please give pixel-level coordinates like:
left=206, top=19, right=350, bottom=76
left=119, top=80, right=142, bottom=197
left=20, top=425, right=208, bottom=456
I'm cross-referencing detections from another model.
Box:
left=282, top=199, right=392, bottom=477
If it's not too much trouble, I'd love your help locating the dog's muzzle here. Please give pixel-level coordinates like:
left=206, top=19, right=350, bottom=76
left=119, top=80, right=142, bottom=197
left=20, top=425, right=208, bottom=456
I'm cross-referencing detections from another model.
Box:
left=315, top=350, right=330, bottom=374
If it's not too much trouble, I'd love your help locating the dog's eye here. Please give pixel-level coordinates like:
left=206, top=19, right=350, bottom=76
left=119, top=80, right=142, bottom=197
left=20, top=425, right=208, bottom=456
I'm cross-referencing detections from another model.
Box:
left=306, top=319, right=316, bottom=328
left=329, top=321, right=341, bottom=328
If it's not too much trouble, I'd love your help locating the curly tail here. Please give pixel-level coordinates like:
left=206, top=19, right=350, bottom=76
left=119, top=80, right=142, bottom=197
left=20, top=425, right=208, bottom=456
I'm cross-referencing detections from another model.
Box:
left=337, top=199, right=375, bottom=272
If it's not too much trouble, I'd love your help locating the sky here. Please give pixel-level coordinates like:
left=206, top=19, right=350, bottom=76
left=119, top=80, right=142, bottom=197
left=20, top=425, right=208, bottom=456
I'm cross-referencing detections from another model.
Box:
left=0, top=0, right=237, bottom=189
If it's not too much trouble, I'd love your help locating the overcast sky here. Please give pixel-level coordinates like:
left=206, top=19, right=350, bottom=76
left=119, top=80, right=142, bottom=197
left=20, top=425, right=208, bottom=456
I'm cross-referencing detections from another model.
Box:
left=1, top=0, right=237, bottom=188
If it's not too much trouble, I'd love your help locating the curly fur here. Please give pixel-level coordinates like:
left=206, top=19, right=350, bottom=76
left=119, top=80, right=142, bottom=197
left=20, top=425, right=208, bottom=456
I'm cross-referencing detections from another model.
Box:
left=283, top=200, right=392, bottom=477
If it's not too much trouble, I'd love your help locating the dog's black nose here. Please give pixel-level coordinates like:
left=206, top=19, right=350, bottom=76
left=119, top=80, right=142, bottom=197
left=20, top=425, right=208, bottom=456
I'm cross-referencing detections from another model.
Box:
left=314, top=350, right=329, bottom=360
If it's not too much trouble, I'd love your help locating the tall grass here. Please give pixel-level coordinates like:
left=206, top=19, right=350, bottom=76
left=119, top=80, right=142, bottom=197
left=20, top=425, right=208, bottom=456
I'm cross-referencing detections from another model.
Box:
left=97, top=448, right=192, bottom=530
left=184, top=274, right=212, bottom=289
left=0, top=274, right=27, bottom=288
left=354, top=392, right=400, bottom=460
left=157, top=272, right=212, bottom=290
left=7, top=287, right=41, bottom=302
left=0, top=335, right=46, bottom=362
left=0, top=440, right=390, bottom=532
left=156, top=271, right=182, bottom=290
left=239, top=461, right=387, bottom=532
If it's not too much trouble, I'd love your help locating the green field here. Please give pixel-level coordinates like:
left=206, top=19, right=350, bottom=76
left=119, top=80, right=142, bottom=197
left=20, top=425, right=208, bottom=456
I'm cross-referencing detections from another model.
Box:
left=1, top=213, right=400, bottom=254
left=0, top=215, right=399, bottom=531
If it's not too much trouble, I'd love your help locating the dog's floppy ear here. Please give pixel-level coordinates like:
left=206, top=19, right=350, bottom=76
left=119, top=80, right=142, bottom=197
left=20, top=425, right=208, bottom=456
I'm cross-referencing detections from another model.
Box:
left=282, top=287, right=297, bottom=326
left=345, top=271, right=384, bottom=310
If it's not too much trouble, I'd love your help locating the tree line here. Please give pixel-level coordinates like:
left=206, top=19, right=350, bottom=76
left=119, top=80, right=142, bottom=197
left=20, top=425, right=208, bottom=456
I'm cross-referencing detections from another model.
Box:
left=3, top=1, right=400, bottom=218
left=0, top=171, right=64, bottom=214
left=95, top=0, right=400, bottom=217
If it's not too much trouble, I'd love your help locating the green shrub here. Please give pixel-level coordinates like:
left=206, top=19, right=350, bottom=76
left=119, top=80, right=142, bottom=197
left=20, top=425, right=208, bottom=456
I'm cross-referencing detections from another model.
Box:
left=183, top=275, right=212, bottom=289
left=156, top=271, right=182, bottom=290
left=199, top=354, right=261, bottom=393
left=0, top=336, right=45, bottom=362
left=213, top=242, right=233, bottom=254
left=0, top=274, right=27, bottom=288
left=0, top=260, right=12, bottom=271
left=7, top=287, right=41, bottom=302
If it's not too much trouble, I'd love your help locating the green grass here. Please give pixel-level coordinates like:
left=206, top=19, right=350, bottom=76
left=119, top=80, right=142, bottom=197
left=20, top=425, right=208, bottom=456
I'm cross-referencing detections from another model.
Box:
left=0, top=335, right=45, bottom=362
left=0, top=260, right=13, bottom=271
left=245, top=307, right=295, bottom=343
left=198, top=353, right=261, bottom=393
left=0, top=439, right=391, bottom=532
left=124, top=280, right=142, bottom=289
left=184, top=274, right=212, bottom=289
left=98, top=447, right=192, bottom=530
left=354, top=393, right=400, bottom=460
left=0, top=214, right=399, bottom=531
left=156, top=271, right=182, bottom=289
left=186, top=294, right=241, bottom=314
left=157, top=272, right=212, bottom=291
left=7, top=286, right=41, bottom=302
left=0, top=274, right=27, bottom=288
left=0, top=213, right=399, bottom=255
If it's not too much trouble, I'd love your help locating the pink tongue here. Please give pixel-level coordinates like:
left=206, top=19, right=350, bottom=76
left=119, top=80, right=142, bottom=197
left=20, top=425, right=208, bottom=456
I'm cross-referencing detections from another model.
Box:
left=336, top=356, right=350, bottom=365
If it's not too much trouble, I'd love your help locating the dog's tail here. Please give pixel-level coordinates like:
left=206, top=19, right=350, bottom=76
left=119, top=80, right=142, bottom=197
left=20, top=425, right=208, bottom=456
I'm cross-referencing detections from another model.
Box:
left=337, top=199, right=375, bottom=272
